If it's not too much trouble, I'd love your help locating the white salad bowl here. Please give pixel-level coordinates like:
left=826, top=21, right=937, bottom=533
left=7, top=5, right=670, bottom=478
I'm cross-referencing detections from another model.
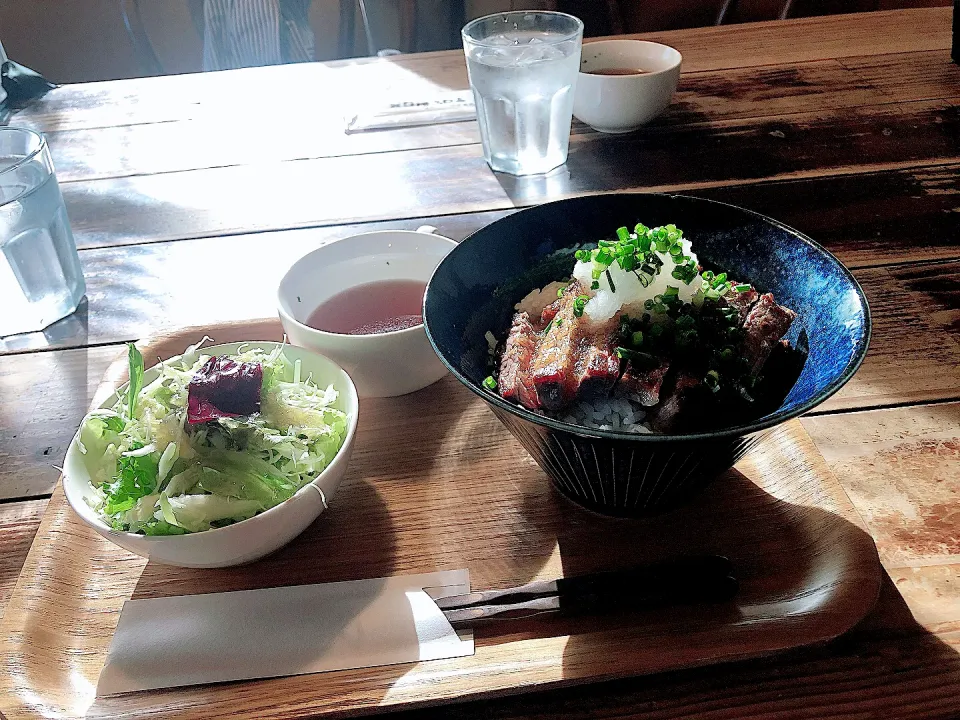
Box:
left=62, top=341, right=360, bottom=568
left=278, top=227, right=456, bottom=398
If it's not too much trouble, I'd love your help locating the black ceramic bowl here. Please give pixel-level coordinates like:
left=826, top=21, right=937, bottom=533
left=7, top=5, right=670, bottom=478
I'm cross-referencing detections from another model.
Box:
left=423, top=194, right=870, bottom=516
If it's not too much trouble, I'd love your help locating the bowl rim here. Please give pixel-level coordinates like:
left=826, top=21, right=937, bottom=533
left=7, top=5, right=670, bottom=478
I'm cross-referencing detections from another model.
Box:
left=277, top=229, right=458, bottom=342
left=423, top=192, right=872, bottom=443
left=62, top=340, right=360, bottom=542
left=578, top=39, right=683, bottom=78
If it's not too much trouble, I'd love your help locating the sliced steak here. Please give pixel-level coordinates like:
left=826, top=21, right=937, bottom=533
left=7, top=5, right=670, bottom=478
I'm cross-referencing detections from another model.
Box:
left=621, top=358, right=671, bottom=407
left=527, top=285, right=582, bottom=410
left=721, top=285, right=760, bottom=325
left=649, top=373, right=702, bottom=433
left=572, top=316, right=622, bottom=400
left=498, top=311, right=540, bottom=410
left=742, top=293, right=797, bottom=374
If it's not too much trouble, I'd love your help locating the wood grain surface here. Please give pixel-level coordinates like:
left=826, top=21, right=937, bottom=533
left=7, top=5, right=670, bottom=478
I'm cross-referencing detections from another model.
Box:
left=35, top=98, right=959, bottom=252
left=1, top=7, right=958, bottom=719
left=0, top=323, right=881, bottom=720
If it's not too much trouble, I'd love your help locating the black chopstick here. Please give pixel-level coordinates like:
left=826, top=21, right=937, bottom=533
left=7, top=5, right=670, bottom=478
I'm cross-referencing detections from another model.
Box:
left=437, top=555, right=738, bottom=628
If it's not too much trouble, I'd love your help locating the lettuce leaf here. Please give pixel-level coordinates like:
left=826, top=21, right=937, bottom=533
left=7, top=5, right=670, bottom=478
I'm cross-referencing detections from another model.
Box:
left=126, top=343, right=144, bottom=421
left=164, top=494, right=261, bottom=533
left=103, top=445, right=158, bottom=515
left=193, top=449, right=299, bottom=509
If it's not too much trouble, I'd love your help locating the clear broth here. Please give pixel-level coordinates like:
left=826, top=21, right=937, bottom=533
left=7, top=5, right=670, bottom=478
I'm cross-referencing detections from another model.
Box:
left=305, top=279, right=425, bottom=335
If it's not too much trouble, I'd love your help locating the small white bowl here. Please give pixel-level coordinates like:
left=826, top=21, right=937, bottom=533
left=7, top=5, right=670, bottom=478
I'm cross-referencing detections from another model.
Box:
left=278, top=227, right=456, bottom=398
left=573, top=40, right=682, bottom=134
left=62, top=342, right=359, bottom=568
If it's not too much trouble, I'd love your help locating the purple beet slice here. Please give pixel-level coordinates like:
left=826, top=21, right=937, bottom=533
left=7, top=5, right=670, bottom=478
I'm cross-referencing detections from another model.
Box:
left=187, top=356, right=263, bottom=424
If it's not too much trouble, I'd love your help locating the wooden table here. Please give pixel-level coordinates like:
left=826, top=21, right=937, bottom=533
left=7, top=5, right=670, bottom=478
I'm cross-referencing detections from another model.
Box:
left=1, top=7, right=959, bottom=717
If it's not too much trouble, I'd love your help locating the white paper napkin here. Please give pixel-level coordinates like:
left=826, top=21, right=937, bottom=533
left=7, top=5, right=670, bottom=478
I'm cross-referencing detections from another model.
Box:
left=97, top=569, right=473, bottom=695
left=345, top=90, right=476, bottom=132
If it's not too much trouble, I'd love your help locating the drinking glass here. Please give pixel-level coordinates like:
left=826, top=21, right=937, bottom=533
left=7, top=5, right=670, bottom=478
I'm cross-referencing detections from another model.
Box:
left=0, top=127, right=85, bottom=337
left=462, top=11, right=584, bottom=176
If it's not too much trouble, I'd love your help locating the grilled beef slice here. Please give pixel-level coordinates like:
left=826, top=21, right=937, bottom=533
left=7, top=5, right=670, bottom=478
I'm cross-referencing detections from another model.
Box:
left=498, top=311, right=541, bottom=410
left=525, top=285, right=582, bottom=410
left=500, top=282, right=632, bottom=411
left=720, top=286, right=759, bottom=324
left=649, top=373, right=703, bottom=433
left=742, top=293, right=797, bottom=375
left=621, top=359, right=671, bottom=407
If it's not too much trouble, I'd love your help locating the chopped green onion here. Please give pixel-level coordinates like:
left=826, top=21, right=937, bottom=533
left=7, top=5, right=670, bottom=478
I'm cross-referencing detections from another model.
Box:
left=638, top=235, right=652, bottom=252
left=734, top=283, right=752, bottom=292
left=573, top=295, right=589, bottom=317
left=591, top=280, right=600, bottom=290
left=675, top=314, right=696, bottom=330
left=663, top=286, right=679, bottom=298
left=575, top=249, right=591, bottom=262
left=605, top=269, right=616, bottom=293
left=556, top=318, right=563, bottom=327
left=720, top=347, right=735, bottom=362
left=557, top=287, right=565, bottom=298
left=702, top=270, right=715, bottom=282
left=644, top=299, right=655, bottom=310
left=631, top=331, right=644, bottom=347
left=634, top=223, right=649, bottom=236
left=596, top=249, right=613, bottom=266
left=711, top=272, right=727, bottom=289
left=592, top=266, right=603, bottom=280
left=598, top=239, right=616, bottom=248
left=615, top=347, right=658, bottom=368
left=616, top=226, right=630, bottom=242
left=483, top=376, right=498, bottom=391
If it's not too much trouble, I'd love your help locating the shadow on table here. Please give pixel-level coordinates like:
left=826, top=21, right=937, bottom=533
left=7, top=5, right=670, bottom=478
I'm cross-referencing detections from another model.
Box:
left=394, top=467, right=960, bottom=719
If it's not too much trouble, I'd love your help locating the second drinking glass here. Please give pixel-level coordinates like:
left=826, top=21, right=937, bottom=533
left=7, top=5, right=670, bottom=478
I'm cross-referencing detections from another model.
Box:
left=462, top=12, right=584, bottom=176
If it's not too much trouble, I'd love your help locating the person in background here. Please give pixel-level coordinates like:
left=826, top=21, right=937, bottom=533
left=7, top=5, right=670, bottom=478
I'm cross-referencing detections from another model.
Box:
left=189, top=0, right=315, bottom=71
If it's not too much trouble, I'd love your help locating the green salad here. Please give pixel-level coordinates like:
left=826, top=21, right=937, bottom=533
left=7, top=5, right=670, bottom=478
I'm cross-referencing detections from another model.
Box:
left=76, top=341, right=350, bottom=535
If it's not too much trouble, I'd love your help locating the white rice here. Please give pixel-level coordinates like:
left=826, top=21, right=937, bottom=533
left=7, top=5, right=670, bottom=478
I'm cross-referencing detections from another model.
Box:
left=514, top=281, right=568, bottom=317
left=557, top=392, right=653, bottom=433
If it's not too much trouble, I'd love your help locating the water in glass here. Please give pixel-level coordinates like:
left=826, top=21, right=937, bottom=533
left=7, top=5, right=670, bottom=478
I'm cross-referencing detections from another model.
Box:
left=0, top=151, right=85, bottom=337
left=464, top=14, right=583, bottom=176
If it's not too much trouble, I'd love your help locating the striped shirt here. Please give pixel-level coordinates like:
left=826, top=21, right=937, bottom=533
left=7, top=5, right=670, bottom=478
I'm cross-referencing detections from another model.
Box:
left=201, top=0, right=315, bottom=71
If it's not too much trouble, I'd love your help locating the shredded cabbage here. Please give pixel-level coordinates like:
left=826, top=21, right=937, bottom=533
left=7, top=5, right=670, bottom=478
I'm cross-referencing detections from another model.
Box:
left=78, top=344, right=349, bottom=535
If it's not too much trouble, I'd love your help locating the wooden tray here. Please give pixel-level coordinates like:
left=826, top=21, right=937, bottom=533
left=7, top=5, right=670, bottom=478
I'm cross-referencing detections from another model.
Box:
left=0, top=320, right=881, bottom=720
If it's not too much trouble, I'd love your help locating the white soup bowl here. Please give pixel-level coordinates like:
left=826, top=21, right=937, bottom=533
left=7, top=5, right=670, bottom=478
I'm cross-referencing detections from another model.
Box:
left=574, top=40, right=682, bottom=134
left=278, top=228, right=456, bottom=398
